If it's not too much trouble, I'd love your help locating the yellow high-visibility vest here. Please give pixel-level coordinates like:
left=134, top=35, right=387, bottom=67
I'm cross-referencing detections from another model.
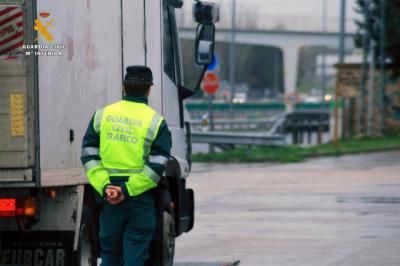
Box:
left=85, top=100, right=164, bottom=196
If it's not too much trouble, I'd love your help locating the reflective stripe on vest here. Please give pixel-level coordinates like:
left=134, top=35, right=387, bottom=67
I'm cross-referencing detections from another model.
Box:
left=81, top=147, right=99, bottom=157
left=84, top=160, right=101, bottom=172
left=143, top=113, right=163, bottom=161
left=93, top=108, right=104, bottom=134
left=105, top=166, right=160, bottom=184
left=142, top=165, right=161, bottom=184
left=106, top=168, right=142, bottom=175
left=149, top=155, right=169, bottom=166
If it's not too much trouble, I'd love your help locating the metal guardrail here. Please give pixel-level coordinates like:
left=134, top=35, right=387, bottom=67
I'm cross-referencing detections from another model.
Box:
left=191, top=131, right=286, bottom=147
left=185, top=102, right=333, bottom=111
left=190, top=118, right=275, bottom=131
left=283, top=110, right=330, bottom=145
left=190, top=110, right=331, bottom=148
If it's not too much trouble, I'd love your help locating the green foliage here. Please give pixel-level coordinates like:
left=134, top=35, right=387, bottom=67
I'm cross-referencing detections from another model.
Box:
left=192, top=135, right=400, bottom=163
left=354, top=0, right=400, bottom=75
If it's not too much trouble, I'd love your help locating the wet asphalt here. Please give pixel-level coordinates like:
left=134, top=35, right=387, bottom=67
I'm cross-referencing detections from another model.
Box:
left=174, top=151, right=400, bottom=266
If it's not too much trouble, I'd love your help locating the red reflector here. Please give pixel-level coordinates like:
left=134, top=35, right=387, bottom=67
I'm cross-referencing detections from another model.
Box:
left=0, top=198, right=16, bottom=217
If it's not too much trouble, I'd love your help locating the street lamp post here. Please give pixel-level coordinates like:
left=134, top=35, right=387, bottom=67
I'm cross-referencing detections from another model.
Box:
left=379, top=0, right=386, bottom=134
left=229, top=0, right=237, bottom=118
left=321, top=0, right=327, bottom=102
left=367, top=39, right=376, bottom=136
left=338, top=0, right=346, bottom=64
left=334, top=0, right=346, bottom=142
left=359, top=0, right=370, bottom=135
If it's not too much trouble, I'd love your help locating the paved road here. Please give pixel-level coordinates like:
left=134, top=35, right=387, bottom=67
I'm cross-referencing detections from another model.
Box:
left=174, top=151, right=400, bottom=266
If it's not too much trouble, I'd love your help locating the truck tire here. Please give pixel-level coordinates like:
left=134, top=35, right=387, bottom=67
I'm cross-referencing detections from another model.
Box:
left=75, top=223, right=97, bottom=266
left=163, top=210, right=175, bottom=266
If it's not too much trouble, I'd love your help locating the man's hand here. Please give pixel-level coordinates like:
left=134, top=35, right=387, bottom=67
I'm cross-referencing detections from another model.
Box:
left=105, top=186, right=119, bottom=199
left=105, top=185, right=126, bottom=205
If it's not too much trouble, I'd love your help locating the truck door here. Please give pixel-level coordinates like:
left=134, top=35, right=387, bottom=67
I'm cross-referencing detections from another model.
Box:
left=0, top=0, right=36, bottom=183
left=161, top=3, right=190, bottom=177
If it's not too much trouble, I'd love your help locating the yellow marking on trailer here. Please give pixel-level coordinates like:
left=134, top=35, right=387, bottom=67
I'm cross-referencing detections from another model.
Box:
left=10, top=93, right=25, bottom=137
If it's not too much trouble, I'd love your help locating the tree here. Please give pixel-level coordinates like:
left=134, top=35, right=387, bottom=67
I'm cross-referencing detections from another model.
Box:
left=354, top=0, right=400, bottom=75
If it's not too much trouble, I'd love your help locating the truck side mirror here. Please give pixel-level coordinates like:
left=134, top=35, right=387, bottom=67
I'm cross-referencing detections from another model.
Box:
left=193, top=1, right=219, bottom=24
left=164, top=0, right=183, bottom=8
left=195, top=23, right=215, bottom=66
left=177, top=0, right=219, bottom=100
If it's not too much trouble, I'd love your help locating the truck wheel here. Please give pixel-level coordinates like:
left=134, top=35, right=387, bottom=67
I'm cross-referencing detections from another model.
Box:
left=75, top=224, right=97, bottom=266
left=163, top=210, right=175, bottom=266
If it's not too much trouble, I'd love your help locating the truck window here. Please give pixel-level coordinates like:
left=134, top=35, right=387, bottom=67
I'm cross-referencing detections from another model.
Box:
left=163, top=4, right=185, bottom=128
left=163, top=5, right=183, bottom=86
left=163, top=5, right=176, bottom=83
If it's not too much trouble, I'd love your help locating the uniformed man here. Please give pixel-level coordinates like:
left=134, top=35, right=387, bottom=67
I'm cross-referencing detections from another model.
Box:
left=80, top=65, right=171, bottom=265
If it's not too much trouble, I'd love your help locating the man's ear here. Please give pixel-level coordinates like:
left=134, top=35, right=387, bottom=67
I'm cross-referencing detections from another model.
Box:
left=146, top=86, right=152, bottom=97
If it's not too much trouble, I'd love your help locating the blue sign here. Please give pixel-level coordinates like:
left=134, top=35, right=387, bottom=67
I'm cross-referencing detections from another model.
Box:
left=207, top=54, right=218, bottom=71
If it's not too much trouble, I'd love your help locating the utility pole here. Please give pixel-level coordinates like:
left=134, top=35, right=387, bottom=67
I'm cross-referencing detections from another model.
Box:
left=367, top=39, right=375, bottom=136
left=359, top=0, right=370, bottom=135
left=228, top=0, right=237, bottom=118
left=334, top=0, right=346, bottom=142
left=379, top=0, right=386, bottom=135
left=338, top=0, right=346, bottom=64
left=321, top=0, right=328, bottom=102
left=208, top=95, right=215, bottom=153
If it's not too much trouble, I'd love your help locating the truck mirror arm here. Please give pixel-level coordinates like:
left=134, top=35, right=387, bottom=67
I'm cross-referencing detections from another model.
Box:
left=178, top=64, right=208, bottom=100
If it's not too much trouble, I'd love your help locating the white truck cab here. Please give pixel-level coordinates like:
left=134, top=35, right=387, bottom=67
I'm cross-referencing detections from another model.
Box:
left=0, top=0, right=218, bottom=265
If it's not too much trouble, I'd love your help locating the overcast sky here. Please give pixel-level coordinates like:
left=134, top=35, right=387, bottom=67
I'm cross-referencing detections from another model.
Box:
left=178, top=0, right=360, bottom=32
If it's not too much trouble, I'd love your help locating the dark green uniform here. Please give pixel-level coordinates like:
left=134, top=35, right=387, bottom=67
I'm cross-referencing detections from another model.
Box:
left=81, top=95, right=171, bottom=266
